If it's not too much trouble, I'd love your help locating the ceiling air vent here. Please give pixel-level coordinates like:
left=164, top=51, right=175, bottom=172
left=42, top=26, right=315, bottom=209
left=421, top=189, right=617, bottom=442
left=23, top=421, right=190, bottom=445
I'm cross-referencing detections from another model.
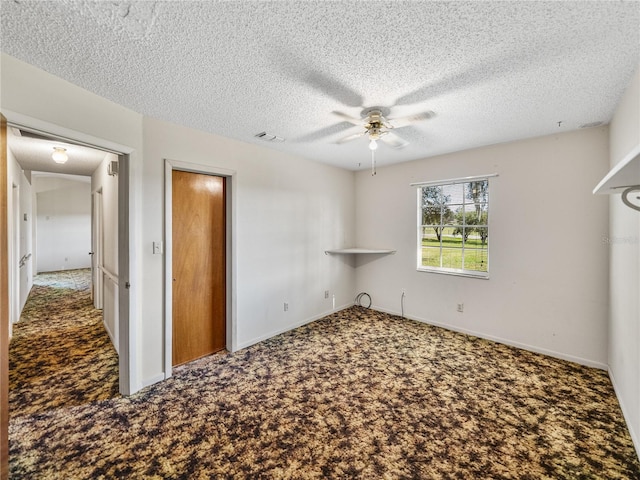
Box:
left=15, top=128, right=58, bottom=142
left=579, top=121, right=604, bottom=129
left=254, top=132, right=285, bottom=143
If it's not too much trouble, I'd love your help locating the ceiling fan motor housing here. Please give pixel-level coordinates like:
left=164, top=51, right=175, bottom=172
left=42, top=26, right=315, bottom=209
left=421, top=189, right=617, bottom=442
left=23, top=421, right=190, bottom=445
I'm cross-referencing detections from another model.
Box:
left=365, top=110, right=390, bottom=139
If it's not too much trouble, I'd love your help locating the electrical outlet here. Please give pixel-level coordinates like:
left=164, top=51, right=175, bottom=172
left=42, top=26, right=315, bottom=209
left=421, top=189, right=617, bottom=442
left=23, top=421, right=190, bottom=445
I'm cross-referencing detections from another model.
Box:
left=324, top=290, right=329, bottom=299
left=284, top=302, right=289, bottom=312
left=457, top=303, right=464, bottom=313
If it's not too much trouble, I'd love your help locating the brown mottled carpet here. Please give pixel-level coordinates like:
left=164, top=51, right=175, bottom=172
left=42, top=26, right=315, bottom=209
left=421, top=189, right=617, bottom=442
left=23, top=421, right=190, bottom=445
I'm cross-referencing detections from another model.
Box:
left=9, top=270, right=640, bottom=479
left=9, top=269, right=119, bottom=419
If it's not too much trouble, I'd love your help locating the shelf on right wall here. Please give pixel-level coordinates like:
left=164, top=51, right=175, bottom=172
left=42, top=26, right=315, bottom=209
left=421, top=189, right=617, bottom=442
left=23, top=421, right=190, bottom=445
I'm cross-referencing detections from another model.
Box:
left=324, top=248, right=396, bottom=255
left=594, top=143, right=640, bottom=211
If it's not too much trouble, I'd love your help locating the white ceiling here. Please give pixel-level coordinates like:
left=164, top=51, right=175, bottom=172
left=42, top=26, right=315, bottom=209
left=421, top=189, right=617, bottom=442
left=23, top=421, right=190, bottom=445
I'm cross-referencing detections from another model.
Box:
left=1, top=1, right=639, bottom=171
left=7, top=127, right=108, bottom=177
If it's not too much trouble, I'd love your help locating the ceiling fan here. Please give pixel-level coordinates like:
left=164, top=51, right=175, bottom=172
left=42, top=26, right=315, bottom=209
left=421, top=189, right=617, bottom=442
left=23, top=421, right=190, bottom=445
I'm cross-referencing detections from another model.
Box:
left=333, top=107, right=435, bottom=151
left=332, top=107, right=435, bottom=174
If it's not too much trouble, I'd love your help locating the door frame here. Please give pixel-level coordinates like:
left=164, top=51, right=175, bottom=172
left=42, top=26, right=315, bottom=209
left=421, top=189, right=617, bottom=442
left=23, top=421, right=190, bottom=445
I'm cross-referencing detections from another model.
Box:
left=164, top=158, right=237, bottom=378
left=2, top=109, right=138, bottom=395
left=2, top=113, right=10, bottom=480
left=10, top=182, right=19, bottom=325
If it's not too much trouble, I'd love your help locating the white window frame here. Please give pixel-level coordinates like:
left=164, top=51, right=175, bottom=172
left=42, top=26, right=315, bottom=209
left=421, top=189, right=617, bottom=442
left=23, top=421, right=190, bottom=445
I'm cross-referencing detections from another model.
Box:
left=412, top=174, right=497, bottom=279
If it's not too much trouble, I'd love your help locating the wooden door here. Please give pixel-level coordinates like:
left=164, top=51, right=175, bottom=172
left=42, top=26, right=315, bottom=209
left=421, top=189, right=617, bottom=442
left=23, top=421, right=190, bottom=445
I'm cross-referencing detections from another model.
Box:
left=172, top=170, right=226, bottom=366
left=1, top=114, right=10, bottom=479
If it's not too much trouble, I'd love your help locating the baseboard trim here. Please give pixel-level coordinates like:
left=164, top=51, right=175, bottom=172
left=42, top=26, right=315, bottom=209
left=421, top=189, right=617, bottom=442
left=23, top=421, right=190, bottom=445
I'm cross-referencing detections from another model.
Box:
left=140, top=373, right=166, bottom=390
left=102, top=319, right=118, bottom=355
left=371, top=305, right=608, bottom=371
left=236, top=303, right=353, bottom=350
left=608, top=367, right=640, bottom=460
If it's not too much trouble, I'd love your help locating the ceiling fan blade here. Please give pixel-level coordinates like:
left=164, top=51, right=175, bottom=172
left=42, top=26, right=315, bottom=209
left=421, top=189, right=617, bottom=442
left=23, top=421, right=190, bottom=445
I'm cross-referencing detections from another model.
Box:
left=332, top=111, right=363, bottom=126
left=335, top=130, right=366, bottom=144
left=388, top=110, right=435, bottom=128
left=304, top=70, right=363, bottom=107
left=380, top=131, right=409, bottom=149
left=278, top=52, right=363, bottom=108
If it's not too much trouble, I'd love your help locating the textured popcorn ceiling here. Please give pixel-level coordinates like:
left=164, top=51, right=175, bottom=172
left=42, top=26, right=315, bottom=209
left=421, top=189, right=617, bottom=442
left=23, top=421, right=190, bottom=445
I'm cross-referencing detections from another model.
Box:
left=2, top=1, right=639, bottom=171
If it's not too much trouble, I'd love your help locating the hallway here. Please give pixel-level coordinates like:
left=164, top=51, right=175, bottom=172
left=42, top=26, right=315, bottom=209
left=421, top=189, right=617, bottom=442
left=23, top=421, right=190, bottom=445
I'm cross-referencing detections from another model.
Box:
left=8, top=268, right=119, bottom=418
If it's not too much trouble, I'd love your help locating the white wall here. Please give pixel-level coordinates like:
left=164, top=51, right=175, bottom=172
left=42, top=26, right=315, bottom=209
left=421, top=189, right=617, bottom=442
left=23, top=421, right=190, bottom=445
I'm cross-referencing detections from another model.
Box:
left=34, top=176, right=91, bottom=272
left=608, top=65, right=640, bottom=453
left=142, top=117, right=355, bottom=383
left=92, top=153, right=120, bottom=352
left=355, top=127, right=610, bottom=368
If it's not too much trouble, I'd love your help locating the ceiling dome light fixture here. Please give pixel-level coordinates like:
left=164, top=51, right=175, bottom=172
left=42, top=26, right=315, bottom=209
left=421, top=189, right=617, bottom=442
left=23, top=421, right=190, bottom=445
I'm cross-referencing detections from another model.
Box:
left=368, top=138, right=378, bottom=151
left=52, top=147, right=68, bottom=164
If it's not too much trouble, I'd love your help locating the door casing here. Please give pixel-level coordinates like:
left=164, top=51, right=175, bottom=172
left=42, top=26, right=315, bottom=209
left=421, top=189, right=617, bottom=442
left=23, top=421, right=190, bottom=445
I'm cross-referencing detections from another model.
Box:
left=164, top=159, right=237, bottom=378
left=1, top=113, right=11, bottom=480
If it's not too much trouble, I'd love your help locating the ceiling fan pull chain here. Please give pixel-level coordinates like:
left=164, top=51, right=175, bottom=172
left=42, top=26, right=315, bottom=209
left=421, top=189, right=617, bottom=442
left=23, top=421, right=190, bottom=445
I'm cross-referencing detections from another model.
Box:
left=371, top=150, right=376, bottom=176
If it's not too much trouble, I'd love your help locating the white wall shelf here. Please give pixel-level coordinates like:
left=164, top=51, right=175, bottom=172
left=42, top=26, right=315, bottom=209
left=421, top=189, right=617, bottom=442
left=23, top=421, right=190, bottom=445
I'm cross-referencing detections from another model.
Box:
left=324, top=248, right=396, bottom=255
left=593, top=143, right=640, bottom=195
left=594, top=144, right=640, bottom=211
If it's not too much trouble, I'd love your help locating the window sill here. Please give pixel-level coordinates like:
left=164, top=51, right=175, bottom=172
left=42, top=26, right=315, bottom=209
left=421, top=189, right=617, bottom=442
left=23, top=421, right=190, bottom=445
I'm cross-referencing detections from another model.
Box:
left=417, top=267, right=489, bottom=279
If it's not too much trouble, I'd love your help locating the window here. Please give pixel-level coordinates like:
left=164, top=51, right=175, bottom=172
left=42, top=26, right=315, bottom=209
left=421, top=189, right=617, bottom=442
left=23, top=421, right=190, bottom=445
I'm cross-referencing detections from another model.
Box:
left=417, top=177, right=490, bottom=278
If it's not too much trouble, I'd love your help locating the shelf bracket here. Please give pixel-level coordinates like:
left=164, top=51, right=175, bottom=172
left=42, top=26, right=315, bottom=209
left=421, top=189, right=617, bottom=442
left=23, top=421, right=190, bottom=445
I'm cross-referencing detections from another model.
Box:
left=621, top=186, right=640, bottom=212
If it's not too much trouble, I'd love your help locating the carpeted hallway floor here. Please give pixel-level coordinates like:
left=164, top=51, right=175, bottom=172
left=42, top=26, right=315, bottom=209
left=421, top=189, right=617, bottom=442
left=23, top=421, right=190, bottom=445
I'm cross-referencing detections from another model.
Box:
left=8, top=269, right=640, bottom=479
left=9, top=269, right=119, bottom=418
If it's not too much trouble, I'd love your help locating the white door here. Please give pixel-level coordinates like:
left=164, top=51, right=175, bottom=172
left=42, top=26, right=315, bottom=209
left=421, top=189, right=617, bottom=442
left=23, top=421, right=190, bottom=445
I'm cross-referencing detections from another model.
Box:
left=91, top=190, right=103, bottom=309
